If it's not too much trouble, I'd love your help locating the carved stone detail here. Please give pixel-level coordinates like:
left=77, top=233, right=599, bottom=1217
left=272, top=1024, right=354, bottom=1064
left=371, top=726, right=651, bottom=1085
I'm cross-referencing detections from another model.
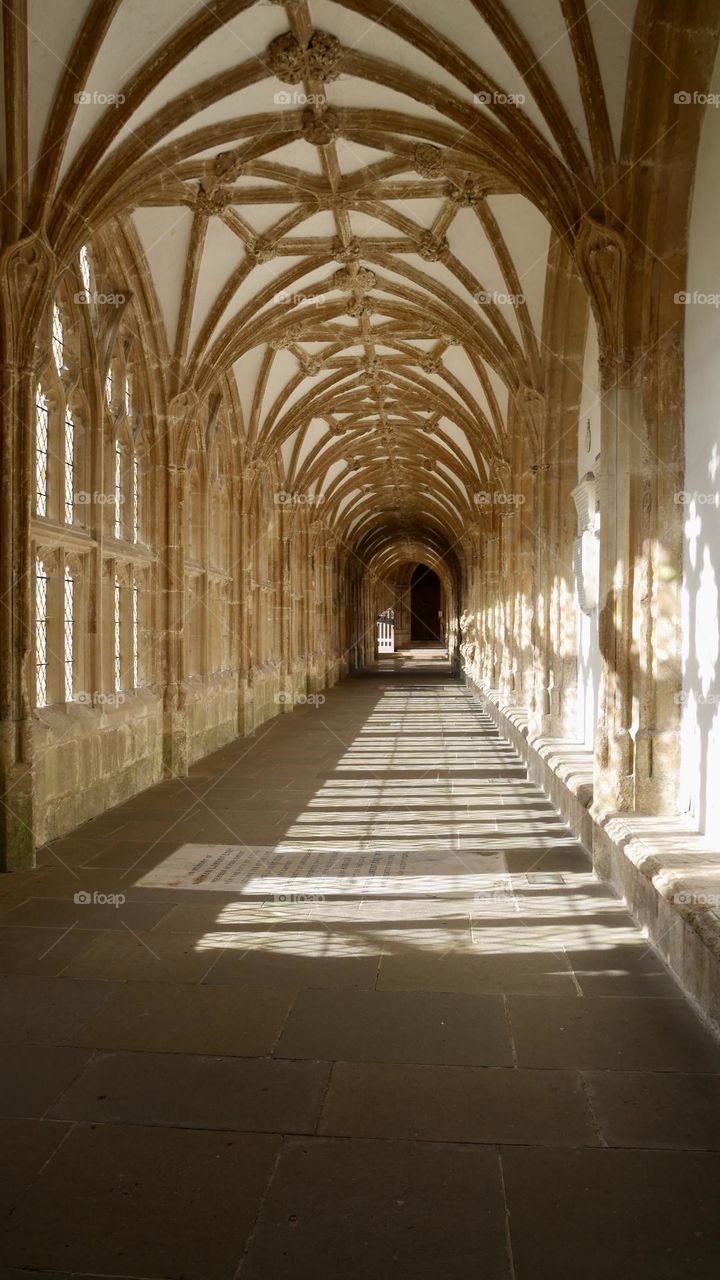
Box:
left=267, top=30, right=344, bottom=85
left=413, top=143, right=444, bottom=178
left=416, top=231, right=449, bottom=263
left=301, top=106, right=340, bottom=146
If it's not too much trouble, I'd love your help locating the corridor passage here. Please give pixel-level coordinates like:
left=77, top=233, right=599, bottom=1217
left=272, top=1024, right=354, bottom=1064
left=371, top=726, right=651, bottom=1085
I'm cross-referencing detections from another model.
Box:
left=2, top=664, right=720, bottom=1279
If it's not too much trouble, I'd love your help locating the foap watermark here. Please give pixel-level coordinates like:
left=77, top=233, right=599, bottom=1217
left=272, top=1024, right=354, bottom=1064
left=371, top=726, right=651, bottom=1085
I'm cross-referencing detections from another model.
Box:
left=75, top=491, right=124, bottom=506
left=74, top=890, right=126, bottom=907
left=674, top=291, right=720, bottom=307
left=274, top=289, right=323, bottom=308
left=273, top=90, right=325, bottom=106
left=674, top=490, right=718, bottom=506
left=74, top=289, right=127, bottom=306
left=74, top=90, right=126, bottom=107
left=275, top=691, right=326, bottom=707
left=76, top=691, right=127, bottom=707
left=476, top=289, right=525, bottom=306
left=474, top=90, right=525, bottom=106
left=474, top=490, right=526, bottom=508
left=274, top=490, right=325, bottom=506
left=674, top=890, right=720, bottom=908
left=273, top=892, right=325, bottom=904
left=674, top=90, right=720, bottom=108
left=674, top=690, right=720, bottom=706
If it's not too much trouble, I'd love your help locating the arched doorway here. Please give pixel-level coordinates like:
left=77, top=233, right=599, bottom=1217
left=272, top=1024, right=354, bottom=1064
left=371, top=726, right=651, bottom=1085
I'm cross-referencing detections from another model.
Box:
left=410, top=565, right=442, bottom=642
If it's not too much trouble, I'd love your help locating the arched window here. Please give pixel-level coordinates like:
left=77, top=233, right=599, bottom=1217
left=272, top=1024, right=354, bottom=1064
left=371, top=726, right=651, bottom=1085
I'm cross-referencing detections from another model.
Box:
left=64, top=408, right=74, bottom=524
left=79, top=244, right=91, bottom=297
left=132, top=578, right=140, bottom=687
left=114, top=576, right=122, bottom=691
left=35, top=388, right=49, bottom=517
left=132, top=453, right=140, bottom=543
left=52, top=304, right=64, bottom=375
left=63, top=566, right=74, bottom=701
left=114, top=438, right=123, bottom=539
left=35, top=558, right=48, bottom=707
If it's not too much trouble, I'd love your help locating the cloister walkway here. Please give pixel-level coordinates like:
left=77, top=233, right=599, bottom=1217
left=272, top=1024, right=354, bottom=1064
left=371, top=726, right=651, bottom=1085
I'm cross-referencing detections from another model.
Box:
left=2, top=660, right=720, bottom=1278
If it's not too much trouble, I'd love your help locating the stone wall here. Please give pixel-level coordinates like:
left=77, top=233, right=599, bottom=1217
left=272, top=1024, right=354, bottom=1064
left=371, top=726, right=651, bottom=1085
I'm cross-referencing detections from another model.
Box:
left=33, top=692, right=163, bottom=846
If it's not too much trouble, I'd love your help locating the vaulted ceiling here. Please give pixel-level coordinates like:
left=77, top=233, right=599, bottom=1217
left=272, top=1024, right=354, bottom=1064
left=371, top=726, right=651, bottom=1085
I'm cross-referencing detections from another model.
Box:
left=17, top=0, right=637, bottom=564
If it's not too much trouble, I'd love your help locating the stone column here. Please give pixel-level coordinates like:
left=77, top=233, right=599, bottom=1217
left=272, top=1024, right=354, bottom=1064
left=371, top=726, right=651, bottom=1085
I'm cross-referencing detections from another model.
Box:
left=0, top=235, right=54, bottom=870
left=161, top=394, right=195, bottom=776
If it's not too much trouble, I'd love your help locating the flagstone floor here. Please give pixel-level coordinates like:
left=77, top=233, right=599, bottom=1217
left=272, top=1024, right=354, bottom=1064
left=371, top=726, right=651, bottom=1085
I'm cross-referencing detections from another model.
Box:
left=2, top=656, right=720, bottom=1278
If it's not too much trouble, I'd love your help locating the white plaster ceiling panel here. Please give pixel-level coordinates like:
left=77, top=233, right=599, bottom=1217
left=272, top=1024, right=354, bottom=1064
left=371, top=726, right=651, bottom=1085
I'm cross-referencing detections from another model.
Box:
left=264, top=139, right=326, bottom=177
left=483, top=362, right=510, bottom=427
left=294, top=418, right=331, bottom=473
left=312, top=0, right=477, bottom=104
left=387, top=0, right=560, bottom=154
left=438, top=420, right=481, bottom=471
left=280, top=428, right=298, bottom=475
left=207, top=254, right=308, bottom=346
left=188, top=218, right=248, bottom=354
left=587, top=0, right=638, bottom=155
left=283, top=209, right=338, bottom=238
left=442, top=346, right=497, bottom=429
left=486, top=194, right=550, bottom=339
left=317, top=458, right=346, bottom=495
left=233, top=348, right=266, bottom=428
left=27, top=0, right=91, bottom=170
left=377, top=197, right=447, bottom=230
left=238, top=201, right=298, bottom=234
left=132, top=204, right=195, bottom=353
left=333, top=138, right=394, bottom=173
left=59, top=0, right=206, bottom=175
left=156, top=84, right=291, bottom=153
left=501, top=0, right=590, bottom=161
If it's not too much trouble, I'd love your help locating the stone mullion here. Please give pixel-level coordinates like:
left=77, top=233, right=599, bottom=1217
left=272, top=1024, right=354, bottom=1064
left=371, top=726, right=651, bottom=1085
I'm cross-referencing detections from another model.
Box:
left=547, top=394, right=580, bottom=740
left=162, top=460, right=188, bottom=775
left=634, top=337, right=683, bottom=814
left=498, top=511, right=516, bottom=702
left=593, top=361, right=639, bottom=815
left=527, top=456, right=547, bottom=738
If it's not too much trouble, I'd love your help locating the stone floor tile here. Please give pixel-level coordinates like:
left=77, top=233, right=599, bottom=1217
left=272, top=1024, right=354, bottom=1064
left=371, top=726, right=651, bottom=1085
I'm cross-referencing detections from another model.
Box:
left=2, top=896, right=171, bottom=932
left=0, top=925, right=101, bottom=976
left=0, top=1123, right=279, bottom=1279
left=60, top=930, right=217, bottom=983
left=501, top=1146, right=720, bottom=1279
left=319, top=1061, right=598, bottom=1146
left=0, top=1118, right=70, bottom=1210
left=377, top=948, right=576, bottom=995
left=507, top=994, right=720, bottom=1071
left=584, top=1069, right=720, bottom=1149
left=0, top=975, right=120, bottom=1045
left=75, top=980, right=292, bottom=1055
left=240, top=1136, right=511, bottom=1280
left=50, top=1050, right=329, bottom=1133
left=275, top=988, right=514, bottom=1065
left=204, top=948, right=380, bottom=990
left=0, top=1044, right=92, bottom=1117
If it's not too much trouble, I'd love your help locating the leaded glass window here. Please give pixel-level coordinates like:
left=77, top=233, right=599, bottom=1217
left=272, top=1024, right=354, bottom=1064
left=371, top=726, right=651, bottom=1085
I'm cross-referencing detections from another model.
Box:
left=114, top=577, right=122, bottom=691
left=52, top=304, right=64, bottom=374
left=132, top=454, right=139, bottom=543
left=64, top=409, right=74, bottom=523
left=35, top=388, right=49, bottom=517
left=132, top=581, right=139, bottom=688
left=35, top=560, right=48, bottom=707
left=114, top=440, right=123, bottom=539
left=63, top=567, right=74, bottom=701
left=79, top=245, right=91, bottom=295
